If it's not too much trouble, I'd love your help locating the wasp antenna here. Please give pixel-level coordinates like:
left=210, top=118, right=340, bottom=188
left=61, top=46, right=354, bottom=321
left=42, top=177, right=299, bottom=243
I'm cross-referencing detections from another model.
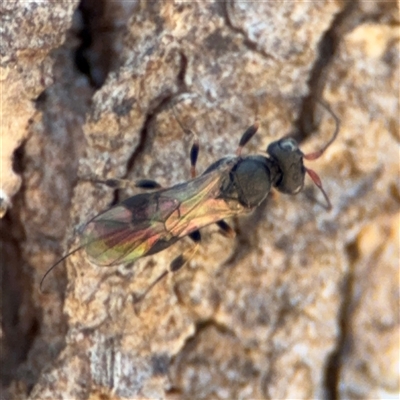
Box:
left=40, top=246, right=84, bottom=293
left=305, top=167, right=332, bottom=210
left=304, top=101, right=340, bottom=161
left=236, top=122, right=260, bottom=156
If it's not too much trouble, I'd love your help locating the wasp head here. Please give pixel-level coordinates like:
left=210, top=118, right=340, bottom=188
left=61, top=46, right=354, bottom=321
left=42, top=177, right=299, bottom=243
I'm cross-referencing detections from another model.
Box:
left=266, top=137, right=305, bottom=195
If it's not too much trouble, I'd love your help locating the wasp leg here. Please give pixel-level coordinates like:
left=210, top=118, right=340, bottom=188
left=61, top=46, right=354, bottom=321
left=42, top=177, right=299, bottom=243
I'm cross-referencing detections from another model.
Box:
left=96, top=178, right=162, bottom=190
left=216, top=220, right=236, bottom=238
left=133, top=270, right=169, bottom=306
left=170, top=230, right=201, bottom=271
left=236, top=122, right=260, bottom=156
left=133, top=230, right=202, bottom=310
left=172, top=106, right=199, bottom=178
left=190, top=136, right=200, bottom=178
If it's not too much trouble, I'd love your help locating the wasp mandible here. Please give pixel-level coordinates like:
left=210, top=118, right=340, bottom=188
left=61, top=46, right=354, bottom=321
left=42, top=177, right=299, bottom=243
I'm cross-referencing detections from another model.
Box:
left=41, top=103, right=339, bottom=297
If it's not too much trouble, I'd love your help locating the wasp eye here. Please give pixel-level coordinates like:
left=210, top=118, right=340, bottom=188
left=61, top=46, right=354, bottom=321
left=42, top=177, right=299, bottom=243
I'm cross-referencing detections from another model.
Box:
left=280, top=138, right=298, bottom=151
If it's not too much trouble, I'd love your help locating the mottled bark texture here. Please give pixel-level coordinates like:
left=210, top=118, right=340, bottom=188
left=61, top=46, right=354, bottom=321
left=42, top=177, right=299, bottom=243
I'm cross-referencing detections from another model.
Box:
left=1, top=1, right=398, bottom=399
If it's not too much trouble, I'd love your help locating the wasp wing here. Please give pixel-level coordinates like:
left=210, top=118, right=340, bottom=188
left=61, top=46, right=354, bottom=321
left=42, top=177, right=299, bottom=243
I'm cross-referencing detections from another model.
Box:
left=81, top=157, right=244, bottom=266
left=82, top=193, right=180, bottom=266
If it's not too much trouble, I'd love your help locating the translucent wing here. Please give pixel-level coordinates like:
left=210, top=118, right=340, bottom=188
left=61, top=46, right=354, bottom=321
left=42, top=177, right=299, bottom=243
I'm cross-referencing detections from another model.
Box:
left=82, top=194, right=180, bottom=266
left=81, top=157, right=244, bottom=266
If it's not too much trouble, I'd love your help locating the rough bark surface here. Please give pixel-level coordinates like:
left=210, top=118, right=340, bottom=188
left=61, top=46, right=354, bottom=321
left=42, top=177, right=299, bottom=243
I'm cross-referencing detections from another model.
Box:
left=1, top=1, right=399, bottom=399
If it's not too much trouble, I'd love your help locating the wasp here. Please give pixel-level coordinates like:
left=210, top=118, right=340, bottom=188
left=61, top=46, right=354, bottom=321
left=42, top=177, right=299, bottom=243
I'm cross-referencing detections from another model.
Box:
left=41, top=103, right=339, bottom=298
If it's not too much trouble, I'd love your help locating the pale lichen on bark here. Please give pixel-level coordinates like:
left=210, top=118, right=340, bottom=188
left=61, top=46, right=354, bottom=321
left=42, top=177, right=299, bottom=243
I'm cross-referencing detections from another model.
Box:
left=1, top=1, right=398, bottom=399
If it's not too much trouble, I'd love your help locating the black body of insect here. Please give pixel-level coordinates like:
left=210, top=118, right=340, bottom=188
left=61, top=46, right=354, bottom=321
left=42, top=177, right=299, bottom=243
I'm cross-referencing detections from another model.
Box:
left=41, top=104, right=339, bottom=297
